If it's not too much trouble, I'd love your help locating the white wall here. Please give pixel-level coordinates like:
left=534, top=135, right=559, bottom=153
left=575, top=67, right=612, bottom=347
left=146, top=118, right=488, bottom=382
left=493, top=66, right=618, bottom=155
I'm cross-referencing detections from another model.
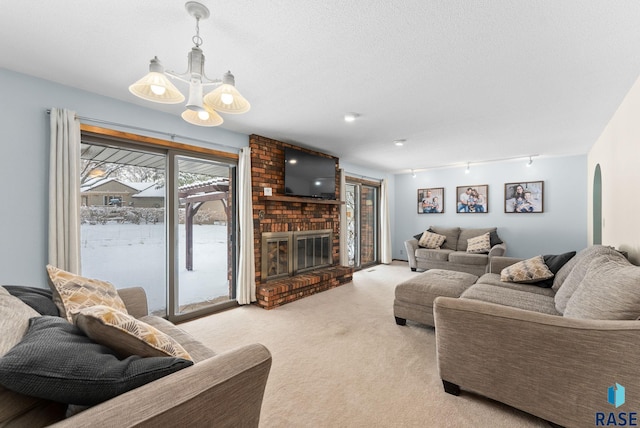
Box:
left=588, top=74, right=640, bottom=264
left=0, top=68, right=248, bottom=286
left=393, top=155, right=588, bottom=259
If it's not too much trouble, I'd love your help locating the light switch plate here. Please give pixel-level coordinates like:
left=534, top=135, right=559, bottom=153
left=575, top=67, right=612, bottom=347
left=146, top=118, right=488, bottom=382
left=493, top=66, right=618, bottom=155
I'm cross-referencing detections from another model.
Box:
left=264, top=187, right=272, bottom=196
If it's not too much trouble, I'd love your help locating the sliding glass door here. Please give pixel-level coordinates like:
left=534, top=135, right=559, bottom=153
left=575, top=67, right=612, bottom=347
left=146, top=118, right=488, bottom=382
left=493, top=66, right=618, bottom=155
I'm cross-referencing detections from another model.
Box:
left=172, top=156, right=235, bottom=318
left=345, top=180, right=379, bottom=269
left=80, top=134, right=237, bottom=321
left=359, top=184, right=378, bottom=266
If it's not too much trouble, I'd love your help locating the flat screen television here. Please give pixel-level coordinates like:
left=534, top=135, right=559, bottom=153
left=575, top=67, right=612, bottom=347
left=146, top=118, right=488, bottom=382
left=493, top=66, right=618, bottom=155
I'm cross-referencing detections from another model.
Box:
left=284, top=147, right=337, bottom=200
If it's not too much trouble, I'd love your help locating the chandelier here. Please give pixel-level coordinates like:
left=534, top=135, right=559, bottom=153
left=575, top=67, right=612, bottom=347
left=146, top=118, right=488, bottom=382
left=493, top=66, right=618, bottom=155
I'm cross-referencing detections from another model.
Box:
left=129, top=1, right=250, bottom=127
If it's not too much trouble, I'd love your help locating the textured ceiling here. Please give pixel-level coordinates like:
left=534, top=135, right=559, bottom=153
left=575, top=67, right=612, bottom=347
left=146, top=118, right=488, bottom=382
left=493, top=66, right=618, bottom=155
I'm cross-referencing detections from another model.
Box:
left=2, top=1, right=640, bottom=173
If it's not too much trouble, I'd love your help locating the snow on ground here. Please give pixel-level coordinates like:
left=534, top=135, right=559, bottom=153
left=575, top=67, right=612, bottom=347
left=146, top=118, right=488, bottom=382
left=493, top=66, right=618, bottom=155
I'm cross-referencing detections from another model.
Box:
left=81, top=223, right=229, bottom=313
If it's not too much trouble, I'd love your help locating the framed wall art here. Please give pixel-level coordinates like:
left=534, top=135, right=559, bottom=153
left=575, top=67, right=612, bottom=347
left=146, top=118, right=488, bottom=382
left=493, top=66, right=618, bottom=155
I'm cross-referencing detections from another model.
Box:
left=417, top=188, right=444, bottom=213
left=456, top=185, right=488, bottom=213
left=505, top=181, right=544, bottom=213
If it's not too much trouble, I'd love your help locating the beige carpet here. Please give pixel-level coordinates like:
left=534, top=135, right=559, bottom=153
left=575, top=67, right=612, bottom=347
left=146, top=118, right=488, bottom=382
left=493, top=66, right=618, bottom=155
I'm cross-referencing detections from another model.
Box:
left=180, top=261, right=548, bottom=428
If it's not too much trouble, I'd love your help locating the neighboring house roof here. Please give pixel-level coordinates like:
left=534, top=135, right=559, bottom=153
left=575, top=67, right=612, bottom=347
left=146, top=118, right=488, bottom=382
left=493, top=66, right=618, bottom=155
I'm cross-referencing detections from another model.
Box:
left=81, top=178, right=156, bottom=193
left=132, top=185, right=165, bottom=199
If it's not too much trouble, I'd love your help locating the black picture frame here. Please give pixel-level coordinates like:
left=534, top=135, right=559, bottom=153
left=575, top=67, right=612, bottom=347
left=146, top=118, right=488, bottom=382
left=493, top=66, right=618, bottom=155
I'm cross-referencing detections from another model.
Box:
left=504, top=181, right=544, bottom=213
left=456, top=185, right=489, bottom=213
left=417, top=188, right=444, bottom=214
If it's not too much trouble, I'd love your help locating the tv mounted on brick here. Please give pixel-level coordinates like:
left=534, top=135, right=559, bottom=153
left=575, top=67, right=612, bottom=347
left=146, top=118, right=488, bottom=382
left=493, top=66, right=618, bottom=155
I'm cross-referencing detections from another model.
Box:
left=284, top=147, right=337, bottom=200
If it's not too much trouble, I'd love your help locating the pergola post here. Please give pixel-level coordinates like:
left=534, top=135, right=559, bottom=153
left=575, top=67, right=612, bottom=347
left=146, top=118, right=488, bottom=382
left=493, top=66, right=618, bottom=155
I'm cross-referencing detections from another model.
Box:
left=179, top=180, right=230, bottom=272
left=185, top=202, right=194, bottom=271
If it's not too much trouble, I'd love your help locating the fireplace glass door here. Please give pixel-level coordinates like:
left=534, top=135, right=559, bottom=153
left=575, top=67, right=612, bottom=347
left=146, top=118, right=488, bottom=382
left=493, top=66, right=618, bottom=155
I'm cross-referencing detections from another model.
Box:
left=267, top=237, right=289, bottom=277
left=296, top=234, right=331, bottom=272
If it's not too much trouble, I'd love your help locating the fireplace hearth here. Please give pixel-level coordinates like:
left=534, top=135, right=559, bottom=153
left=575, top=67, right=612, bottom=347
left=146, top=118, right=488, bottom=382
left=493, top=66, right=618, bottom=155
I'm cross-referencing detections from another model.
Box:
left=261, top=229, right=333, bottom=280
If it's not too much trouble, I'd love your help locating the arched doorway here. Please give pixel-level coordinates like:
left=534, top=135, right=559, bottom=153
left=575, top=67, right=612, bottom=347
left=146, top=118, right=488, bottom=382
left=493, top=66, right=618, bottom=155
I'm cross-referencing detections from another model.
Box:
left=593, top=164, right=602, bottom=245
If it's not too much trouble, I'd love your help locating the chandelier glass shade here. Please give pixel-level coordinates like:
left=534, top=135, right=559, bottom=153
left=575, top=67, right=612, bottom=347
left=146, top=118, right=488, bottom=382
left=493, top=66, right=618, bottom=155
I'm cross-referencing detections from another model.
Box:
left=128, top=2, right=250, bottom=126
left=203, top=71, right=251, bottom=114
left=181, top=107, right=224, bottom=127
left=128, top=57, right=185, bottom=104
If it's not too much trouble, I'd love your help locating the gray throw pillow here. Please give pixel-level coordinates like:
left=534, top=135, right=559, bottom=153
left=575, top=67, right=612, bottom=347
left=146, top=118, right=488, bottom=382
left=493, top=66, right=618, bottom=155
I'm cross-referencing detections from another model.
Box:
left=0, top=287, right=40, bottom=358
left=430, top=226, right=460, bottom=251
left=564, top=257, right=640, bottom=320
left=554, top=247, right=625, bottom=314
left=552, top=246, right=618, bottom=292
left=0, top=316, right=193, bottom=406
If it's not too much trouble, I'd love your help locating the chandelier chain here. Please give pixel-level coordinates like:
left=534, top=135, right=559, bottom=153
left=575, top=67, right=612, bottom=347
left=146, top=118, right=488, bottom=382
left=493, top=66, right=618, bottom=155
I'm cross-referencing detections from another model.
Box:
left=192, top=16, right=203, bottom=47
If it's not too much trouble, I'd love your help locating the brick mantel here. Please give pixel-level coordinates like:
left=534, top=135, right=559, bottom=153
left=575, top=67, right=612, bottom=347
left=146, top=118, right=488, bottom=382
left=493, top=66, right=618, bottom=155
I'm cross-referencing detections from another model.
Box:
left=250, top=135, right=352, bottom=308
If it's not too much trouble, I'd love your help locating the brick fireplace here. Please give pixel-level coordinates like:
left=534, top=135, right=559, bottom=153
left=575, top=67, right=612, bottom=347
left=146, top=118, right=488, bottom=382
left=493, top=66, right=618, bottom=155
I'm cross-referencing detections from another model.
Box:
left=250, top=135, right=353, bottom=309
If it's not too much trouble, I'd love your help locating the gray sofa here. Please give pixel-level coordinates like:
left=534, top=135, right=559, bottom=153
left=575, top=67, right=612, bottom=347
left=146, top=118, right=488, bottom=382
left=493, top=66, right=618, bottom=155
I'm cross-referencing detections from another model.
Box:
left=404, top=226, right=506, bottom=276
left=434, top=245, right=640, bottom=428
left=1, top=286, right=272, bottom=427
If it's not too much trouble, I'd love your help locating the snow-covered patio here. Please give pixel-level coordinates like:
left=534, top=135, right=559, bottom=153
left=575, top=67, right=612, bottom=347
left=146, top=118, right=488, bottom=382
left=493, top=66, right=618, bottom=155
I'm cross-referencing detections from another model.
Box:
left=81, top=223, right=230, bottom=313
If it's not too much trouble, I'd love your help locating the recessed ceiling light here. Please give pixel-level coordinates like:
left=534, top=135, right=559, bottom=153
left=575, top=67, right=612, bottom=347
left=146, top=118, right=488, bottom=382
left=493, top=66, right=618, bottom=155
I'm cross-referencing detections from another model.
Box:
left=393, top=139, right=406, bottom=147
left=344, top=112, right=359, bottom=122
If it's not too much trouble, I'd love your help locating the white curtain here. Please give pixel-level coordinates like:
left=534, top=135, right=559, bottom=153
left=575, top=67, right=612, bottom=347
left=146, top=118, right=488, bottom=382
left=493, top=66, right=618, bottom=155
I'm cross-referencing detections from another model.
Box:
left=339, top=169, right=349, bottom=266
left=237, top=146, right=256, bottom=304
left=380, top=178, right=392, bottom=264
left=48, top=108, right=81, bottom=273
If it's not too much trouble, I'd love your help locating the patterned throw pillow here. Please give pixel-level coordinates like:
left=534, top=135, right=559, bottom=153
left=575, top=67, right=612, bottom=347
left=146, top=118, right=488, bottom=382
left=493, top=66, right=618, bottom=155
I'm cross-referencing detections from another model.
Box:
left=46, top=265, right=127, bottom=322
left=73, top=305, right=193, bottom=361
left=418, top=231, right=447, bottom=249
left=500, top=255, right=555, bottom=284
left=466, top=232, right=491, bottom=254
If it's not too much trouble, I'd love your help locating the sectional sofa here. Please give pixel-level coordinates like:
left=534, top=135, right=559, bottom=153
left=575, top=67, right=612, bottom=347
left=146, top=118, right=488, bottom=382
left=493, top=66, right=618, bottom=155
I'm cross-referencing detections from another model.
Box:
left=434, top=245, right=640, bottom=427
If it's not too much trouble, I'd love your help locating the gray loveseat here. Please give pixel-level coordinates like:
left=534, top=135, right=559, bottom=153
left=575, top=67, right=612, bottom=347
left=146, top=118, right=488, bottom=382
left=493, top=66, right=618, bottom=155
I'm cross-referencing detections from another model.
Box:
left=434, top=245, right=640, bottom=427
left=0, top=286, right=272, bottom=427
left=404, top=226, right=506, bottom=276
